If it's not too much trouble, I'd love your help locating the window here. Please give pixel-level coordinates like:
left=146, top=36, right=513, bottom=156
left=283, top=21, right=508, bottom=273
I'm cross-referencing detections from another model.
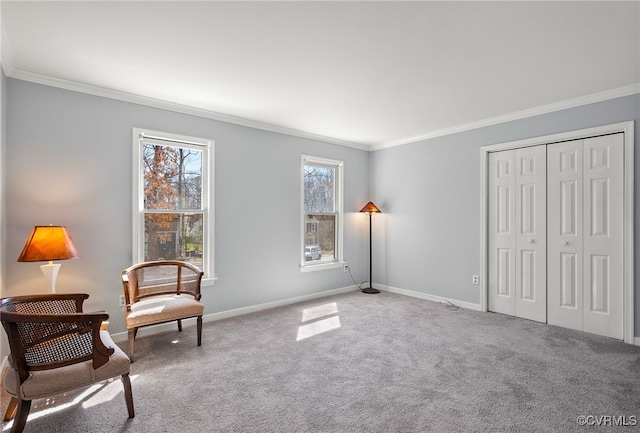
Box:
left=133, top=128, right=213, bottom=280
left=301, top=155, right=344, bottom=271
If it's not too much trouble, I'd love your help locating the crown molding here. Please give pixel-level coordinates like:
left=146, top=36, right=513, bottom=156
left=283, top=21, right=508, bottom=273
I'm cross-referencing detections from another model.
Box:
left=5, top=67, right=371, bottom=151
left=0, top=11, right=15, bottom=77
left=5, top=65, right=638, bottom=153
left=371, top=83, right=640, bottom=151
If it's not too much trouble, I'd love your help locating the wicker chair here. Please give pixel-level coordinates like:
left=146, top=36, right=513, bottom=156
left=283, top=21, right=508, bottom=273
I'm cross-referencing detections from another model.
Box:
left=121, top=260, right=205, bottom=362
left=0, top=294, right=134, bottom=433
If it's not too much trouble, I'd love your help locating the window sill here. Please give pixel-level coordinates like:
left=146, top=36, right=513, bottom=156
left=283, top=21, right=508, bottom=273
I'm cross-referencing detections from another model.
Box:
left=201, top=277, right=218, bottom=287
left=300, top=261, right=346, bottom=273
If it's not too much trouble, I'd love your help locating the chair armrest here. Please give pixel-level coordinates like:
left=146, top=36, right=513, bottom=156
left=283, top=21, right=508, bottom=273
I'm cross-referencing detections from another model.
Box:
left=1, top=311, right=114, bottom=380
left=122, top=274, right=133, bottom=312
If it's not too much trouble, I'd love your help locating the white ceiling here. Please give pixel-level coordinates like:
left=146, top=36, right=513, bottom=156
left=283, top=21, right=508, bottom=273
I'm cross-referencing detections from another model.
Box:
left=1, top=1, right=639, bottom=150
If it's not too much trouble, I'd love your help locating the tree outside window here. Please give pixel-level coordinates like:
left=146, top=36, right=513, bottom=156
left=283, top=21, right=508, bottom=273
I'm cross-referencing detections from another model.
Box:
left=134, top=128, right=212, bottom=278
left=143, top=144, right=203, bottom=264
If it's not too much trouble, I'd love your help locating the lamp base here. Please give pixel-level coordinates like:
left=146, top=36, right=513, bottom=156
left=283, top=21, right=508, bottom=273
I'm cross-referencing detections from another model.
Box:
left=361, top=287, right=380, bottom=294
left=40, top=262, right=61, bottom=293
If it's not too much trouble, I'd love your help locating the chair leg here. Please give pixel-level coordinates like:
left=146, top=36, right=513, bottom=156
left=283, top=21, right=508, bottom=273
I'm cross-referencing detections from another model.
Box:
left=127, top=329, right=136, bottom=363
left=121, top=374, right=135, bottom=418
left=177, top=319, right=183, bottom=332
left=10, top=399, right=31, bottom=433
left=3, top=397, right=18, bottom=421
left=197, top=316, right=202, bottom=346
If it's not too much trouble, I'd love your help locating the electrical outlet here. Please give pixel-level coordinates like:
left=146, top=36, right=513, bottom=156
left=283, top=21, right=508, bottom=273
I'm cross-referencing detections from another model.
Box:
left=343, top=264, right=349, bottom=273
left=472, top=275, right=479, bottom=285
left=119, top=294, right=126, bottom=307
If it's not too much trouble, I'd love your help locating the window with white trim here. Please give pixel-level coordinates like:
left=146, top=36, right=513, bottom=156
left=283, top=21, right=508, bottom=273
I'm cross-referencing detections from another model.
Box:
left=301, top=155, right=343, bottom=271
left=133, top=128, right=213, bottom=279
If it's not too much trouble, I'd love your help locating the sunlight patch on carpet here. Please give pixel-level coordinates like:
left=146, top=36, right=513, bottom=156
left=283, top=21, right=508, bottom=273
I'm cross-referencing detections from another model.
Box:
left=2, top=374, right=139, bottom=430
left=297, top=303, right=341, bottom=341
left=82, top=374, right=139, bottom=410
left=297, top=316, right=341, bottom=341
left=302, top=302, right=338, bottom=322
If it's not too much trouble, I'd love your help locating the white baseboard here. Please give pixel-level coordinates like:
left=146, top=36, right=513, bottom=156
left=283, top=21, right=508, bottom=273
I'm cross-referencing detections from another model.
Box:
left=110, top=285, right=359, bottom=342
left=378, top=285, right=640, bottom=344
left=377, top=284, right=482, bottom=311
left=109, top=283, right=635, bottom=345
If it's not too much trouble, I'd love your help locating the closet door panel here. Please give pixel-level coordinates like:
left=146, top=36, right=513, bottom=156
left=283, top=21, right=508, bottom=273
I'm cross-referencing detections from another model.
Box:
left=548, top=134, right=624, bottom=339
left=514, top=146, right=546, bottom=322
left=582, top=134, right=624, bottom=339
left=488, top=151, right=516, bottom=316
left=548, top=141, right=584, bottom=331
left=489, top=146, right=546, bottom=322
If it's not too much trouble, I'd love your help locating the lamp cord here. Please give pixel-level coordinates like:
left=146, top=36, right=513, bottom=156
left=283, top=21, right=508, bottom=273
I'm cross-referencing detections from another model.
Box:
left=444, top=299, right=459, bottom=311
left=345, top=264, right=460, bottom=311
left=345, top=265, right=368, bottom=290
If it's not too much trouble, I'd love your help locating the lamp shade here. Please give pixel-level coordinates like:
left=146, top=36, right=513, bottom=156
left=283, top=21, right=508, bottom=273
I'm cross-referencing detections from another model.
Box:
left=359, top=201, right=381, bottom=213
left=17, top=226, right=80, bottom=262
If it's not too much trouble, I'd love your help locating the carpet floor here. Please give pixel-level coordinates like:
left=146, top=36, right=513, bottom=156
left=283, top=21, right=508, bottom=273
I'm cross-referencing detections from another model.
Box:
left=2, top=290, right=639, bottom=432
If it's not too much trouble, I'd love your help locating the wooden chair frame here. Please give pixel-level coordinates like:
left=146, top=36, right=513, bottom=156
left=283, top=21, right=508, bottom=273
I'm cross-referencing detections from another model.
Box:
left=121, top=260, right=205, bottom=362
left=0, top=294, right=134, bottom=433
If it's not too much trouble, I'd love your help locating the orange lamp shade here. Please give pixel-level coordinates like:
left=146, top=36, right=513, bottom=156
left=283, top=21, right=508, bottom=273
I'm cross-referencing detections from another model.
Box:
left=359, top=201, right=381, bottom=213
left=17, top=226, right=80, bottom=262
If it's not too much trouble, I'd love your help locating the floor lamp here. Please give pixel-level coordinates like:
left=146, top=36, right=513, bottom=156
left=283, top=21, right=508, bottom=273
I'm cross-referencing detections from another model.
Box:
left=17, top=225, right=80, bottom=293
left=359, top=201, right=381, bottom=294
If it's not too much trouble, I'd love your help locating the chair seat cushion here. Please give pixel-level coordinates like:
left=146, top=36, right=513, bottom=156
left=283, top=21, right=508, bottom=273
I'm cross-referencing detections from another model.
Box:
left=3, top=331, right=130, bottom=400
left=126, top=294, right=204, bottom=329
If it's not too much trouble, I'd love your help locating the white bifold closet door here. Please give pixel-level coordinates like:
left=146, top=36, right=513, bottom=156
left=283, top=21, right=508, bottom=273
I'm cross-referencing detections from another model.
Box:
left=488, top=145, right=547, bottom=323
left=547, top=134, right=624, bottom=339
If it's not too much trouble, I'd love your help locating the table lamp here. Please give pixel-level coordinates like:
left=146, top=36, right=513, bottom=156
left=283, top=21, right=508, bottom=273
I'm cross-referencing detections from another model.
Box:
left=17, top=225, right=80, bottom=293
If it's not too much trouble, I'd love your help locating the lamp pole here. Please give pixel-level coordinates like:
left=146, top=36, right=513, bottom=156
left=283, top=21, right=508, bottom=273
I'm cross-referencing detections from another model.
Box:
left=359, top=201, right=381, bottom=294
left=362, top=211, right=380, bottom=294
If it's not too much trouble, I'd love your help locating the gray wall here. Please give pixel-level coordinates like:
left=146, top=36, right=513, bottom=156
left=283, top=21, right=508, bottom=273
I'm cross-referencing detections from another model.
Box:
left=370, top=93, right=640, bottom=337
left=1, top=68, right=6, bottom=299
left=4, top=76, right=639, bottom=347
left=5, top=79, right=370, bottom=339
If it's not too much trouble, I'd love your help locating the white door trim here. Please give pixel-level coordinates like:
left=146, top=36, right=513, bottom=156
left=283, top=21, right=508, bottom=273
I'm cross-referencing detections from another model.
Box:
left=480, top=121, right=634, bottom=344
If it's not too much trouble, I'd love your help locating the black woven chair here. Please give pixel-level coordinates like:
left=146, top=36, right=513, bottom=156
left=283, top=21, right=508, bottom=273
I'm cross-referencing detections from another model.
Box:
left=0, top=294, right=134, bottom=433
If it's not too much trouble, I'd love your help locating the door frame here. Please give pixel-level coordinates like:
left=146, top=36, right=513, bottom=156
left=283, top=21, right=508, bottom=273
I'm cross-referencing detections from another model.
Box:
left=480, top=121, right=635, bottom=344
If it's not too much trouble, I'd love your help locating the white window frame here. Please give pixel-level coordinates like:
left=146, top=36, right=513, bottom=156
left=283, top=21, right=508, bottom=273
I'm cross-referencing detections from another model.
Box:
left=132, top=128, right=215, bottom=284
left=300, top=154, right=345, bottom=272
